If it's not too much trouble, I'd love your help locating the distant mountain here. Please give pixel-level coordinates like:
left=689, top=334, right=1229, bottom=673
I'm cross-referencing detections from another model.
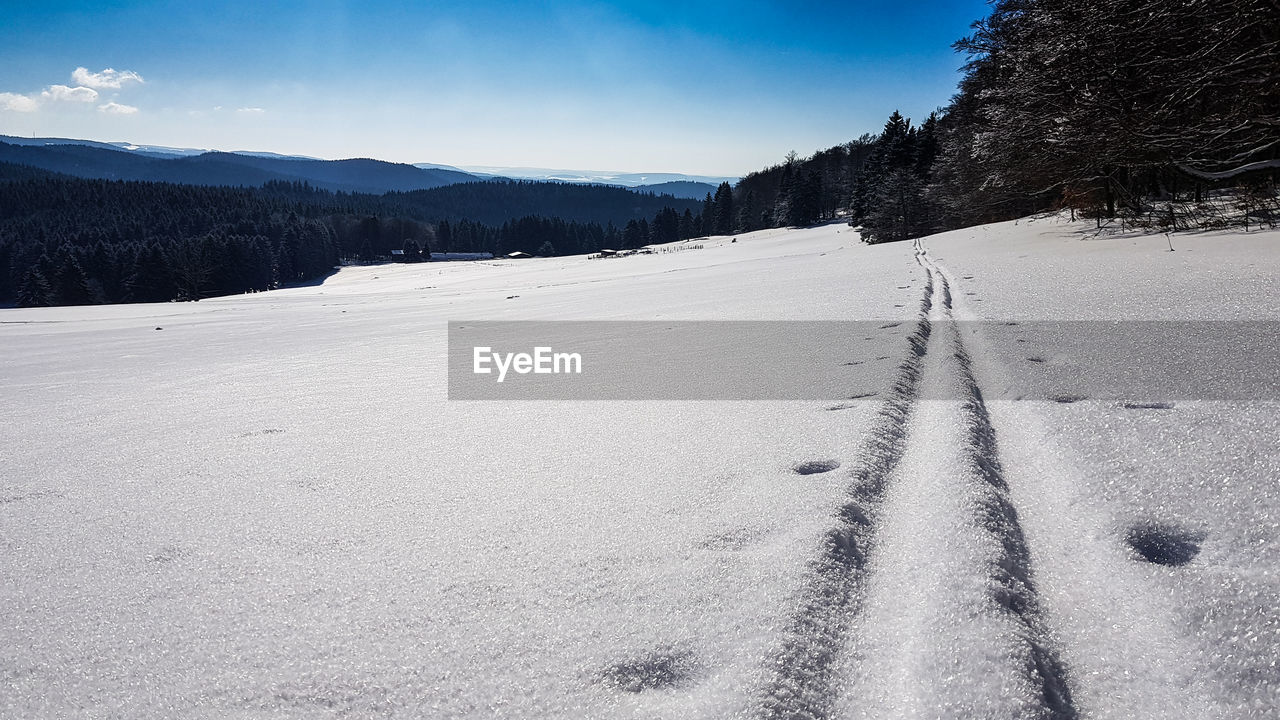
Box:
left=0, top=136, right=477, bottom=193
left=386, top=180, right=703, bottom=226
left=633, top=181, right=718, bottom=199
left=0, top=134, right=733, bottom=198
left=178, top=152, right=477, bottom=194
left=0, top=135, right=320, bottom=160
left=447, top=165, right=738, bottom=188
left=0, top=161, right=65, bottom=182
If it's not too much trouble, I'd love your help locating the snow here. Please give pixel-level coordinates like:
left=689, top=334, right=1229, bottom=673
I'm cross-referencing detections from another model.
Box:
left=2, top=216, right=1277, bottom=718
left=926, top=217, right=1280, bottom=718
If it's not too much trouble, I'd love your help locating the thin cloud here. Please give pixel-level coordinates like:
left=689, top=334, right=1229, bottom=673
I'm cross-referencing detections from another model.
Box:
left=42, top=85, right=99, bottom=103
left=72, top=67, right=144, bottom=89
left=236, top=107, right=265, bottom=114
left=0, top=92, right=40, bottom=112
left=98, top=102, right=140, bottom=115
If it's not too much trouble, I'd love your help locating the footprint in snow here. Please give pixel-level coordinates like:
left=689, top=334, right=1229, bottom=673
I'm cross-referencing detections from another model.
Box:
left=1125, top=524, right=1204, bottom=566
left=146, top=545, right=186, bottom=564
left=1122, top=401, right=1175, bottom=410
left=699, top=527, right=761, bottom=551
left=793, top=459, right=841, bottom=475
left=600, top=649, right=699, bottom=692
left=239, top=428, right=285, bottom=438
left=1049, top=394, right=1087, bottom=404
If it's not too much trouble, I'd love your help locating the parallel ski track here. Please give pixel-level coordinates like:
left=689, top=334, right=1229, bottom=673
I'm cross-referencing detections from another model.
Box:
left=757, top=239, right=1077, bottom=720
left=920, top=245, right=1077, bottom=719
left=758, top=243, right=936, bottom=720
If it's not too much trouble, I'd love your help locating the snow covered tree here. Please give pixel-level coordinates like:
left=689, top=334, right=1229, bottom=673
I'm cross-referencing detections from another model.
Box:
left=944, top=0, right=1280, bottom=221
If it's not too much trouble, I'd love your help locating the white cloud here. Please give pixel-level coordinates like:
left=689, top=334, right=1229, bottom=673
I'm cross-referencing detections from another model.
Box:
left=237, top=107, right=265, bottom=114
left=98, top=102, right=140, bottom=115
left=1, top=67, right=142, bottom=114
left=72, top=67, right=144, bottom=89
left=42, top=84, right=99, bottom=103
left=0, top=92, right=39, bottom=112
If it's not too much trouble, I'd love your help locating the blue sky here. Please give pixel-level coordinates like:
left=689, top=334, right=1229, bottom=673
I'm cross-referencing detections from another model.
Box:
left=0, top=0, right=991, bottom=176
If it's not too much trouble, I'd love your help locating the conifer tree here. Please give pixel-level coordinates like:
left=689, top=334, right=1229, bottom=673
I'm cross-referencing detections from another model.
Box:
left=712, top=182, right=735, bottom=235
left=128, top=245, right=176, bottom=303
left=16, top=267, right=52, bottom=308
left=54, top=254, right=95, bottom=306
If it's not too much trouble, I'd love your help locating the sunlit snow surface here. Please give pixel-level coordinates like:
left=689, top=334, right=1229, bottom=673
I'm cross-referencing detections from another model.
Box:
left=2, top=217, right=1277, bottom=718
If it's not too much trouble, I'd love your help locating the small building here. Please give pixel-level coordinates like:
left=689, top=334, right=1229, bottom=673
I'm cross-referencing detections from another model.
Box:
left=505, top=251, right=534, bottom=259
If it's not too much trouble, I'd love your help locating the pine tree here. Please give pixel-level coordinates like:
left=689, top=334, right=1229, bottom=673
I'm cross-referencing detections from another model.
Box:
left=54, top=254, right=95, bottom=306
left=712, top=182, right=735, bottom=235
left=701, top=193, right=715, bottom=235
left=128, top=245, right=176, bottom=303
left=622, top=220, right=644, bottom=249
left=787, top=172, right=823, bottom=227
left=678, top=209, right=696, bottom=240
left=16, top=267, right=52, bottom=307
left=435, top=220, right=452, bottom=254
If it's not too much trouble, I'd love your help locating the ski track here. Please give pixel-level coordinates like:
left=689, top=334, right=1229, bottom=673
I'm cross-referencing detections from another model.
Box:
left=757, top=247, right=935, bottom=720
left=757, top=239, right=1076, bottom=719
left=928, top=251, right=1226, bottom=719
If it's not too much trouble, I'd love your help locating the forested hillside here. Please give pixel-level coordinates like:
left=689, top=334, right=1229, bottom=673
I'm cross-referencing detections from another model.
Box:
left=0, top=140, right=477, bottom=194
left=0, top=170, right=706, bottom=307
left=4, top=0, right=1274, bottom=307
left=724, top=0, right=1279, bottom=242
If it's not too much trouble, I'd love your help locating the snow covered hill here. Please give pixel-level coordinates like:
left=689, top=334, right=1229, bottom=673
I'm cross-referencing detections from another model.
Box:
left=452, top=164, right=737, bottom=189
left=2, top=216, right=1276, bottom=718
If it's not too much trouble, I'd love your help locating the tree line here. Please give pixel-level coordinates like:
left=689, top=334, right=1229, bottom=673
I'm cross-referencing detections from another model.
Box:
left=435, top=198, right=730, bottom=258
left=718, top=0, right=1278, bottom=242
left=0, top=170, right=708, bottom=307
left=6, top=0, right=1274, bottom=304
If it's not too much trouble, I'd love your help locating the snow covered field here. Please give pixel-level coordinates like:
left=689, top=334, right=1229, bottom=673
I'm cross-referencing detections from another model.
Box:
left=3, top=216, right=1277, bottom=718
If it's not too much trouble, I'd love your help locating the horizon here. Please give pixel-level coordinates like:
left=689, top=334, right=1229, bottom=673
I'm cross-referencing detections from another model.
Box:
left=0, top=0, right=990, bottom=177
left=0, top=132, right=743, bottom=183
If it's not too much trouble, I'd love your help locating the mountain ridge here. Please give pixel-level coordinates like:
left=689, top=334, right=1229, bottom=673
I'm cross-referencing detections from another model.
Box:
left=0, top=137, right=475, bottom=194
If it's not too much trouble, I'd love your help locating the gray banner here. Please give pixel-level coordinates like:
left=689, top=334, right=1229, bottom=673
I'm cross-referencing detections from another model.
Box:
left=447, top=321, right=1279, bottom=401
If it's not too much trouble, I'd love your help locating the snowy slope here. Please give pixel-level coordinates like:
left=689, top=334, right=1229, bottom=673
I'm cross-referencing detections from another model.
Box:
left=922, top=218, right=1280, bottom=719
left=2, top=216, right=1276, bottom=718
left=452, top=165, right=737, bottom=188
